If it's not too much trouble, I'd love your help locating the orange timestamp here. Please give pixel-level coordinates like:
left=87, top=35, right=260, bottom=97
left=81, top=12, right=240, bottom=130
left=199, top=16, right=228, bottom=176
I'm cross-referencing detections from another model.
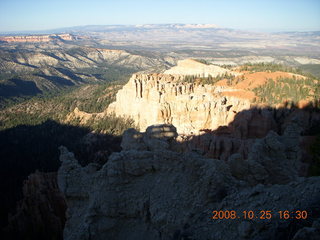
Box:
left=211, top=210, right=308, bottom=220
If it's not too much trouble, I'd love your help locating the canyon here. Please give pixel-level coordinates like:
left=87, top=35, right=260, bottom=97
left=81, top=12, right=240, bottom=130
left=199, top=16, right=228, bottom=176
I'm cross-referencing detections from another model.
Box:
left=0, top=26, right=319, bottom=240
left=58, top=59, right=320, bottom=239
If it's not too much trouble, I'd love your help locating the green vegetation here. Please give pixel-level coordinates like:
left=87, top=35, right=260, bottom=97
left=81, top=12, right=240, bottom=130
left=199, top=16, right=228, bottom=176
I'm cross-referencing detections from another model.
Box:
left=298, top=64, right=320, bottom=79
left=240, top=62, right=300, bottom=73
left=78, top=65, right=134, bottom=83
left=85, top=114, right=135, bottom=135
left=193, top=59, right=210, bottom=65
left=240, top=62, right=318, bottom=79
left=219, top=64, right=235, bottom=70
left=0, top=66, right=133, bottom=108
left=182, top=73, right=236, bottom=85
left=0, top=45, right=137, bottom=106
left=0, top=81, right=133, bottom=132
left=252, top=76, right=320, bottom=105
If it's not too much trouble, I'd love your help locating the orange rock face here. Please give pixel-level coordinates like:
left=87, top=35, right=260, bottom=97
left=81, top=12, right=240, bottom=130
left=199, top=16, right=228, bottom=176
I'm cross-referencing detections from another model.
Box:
left=234, top=71, right=305, bottom=90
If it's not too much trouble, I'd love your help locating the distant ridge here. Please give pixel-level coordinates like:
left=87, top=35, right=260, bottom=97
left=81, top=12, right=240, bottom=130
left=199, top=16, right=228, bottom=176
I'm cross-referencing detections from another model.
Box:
left=0, top=34, right=74, bottom=43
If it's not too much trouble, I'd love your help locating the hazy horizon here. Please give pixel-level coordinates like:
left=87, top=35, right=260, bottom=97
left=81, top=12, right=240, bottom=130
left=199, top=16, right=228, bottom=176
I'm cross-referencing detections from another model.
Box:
left=0, top=0, right=319, bottom=33
left=1, top=23, right=320, bottom=35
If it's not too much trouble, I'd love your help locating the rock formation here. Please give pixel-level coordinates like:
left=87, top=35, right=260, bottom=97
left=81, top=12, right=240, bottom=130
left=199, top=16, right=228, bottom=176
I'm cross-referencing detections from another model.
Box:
left=107, top=68, right=320, bottom=163
left=107, top=73, right=251, bottom=134
left=58, top=124, right=320, bottom=240
left=66, top=107, right=105, bottom=125
left=106, top=58, right=320, bottom=138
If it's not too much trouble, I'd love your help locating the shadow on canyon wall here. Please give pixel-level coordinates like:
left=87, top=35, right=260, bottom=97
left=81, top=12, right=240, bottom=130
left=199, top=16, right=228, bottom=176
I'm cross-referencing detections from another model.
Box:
left=0, top=120, right=122, bottom=239
left=178, top=102, right=320, bottom=169
left=0, top=102, right=319, bottom=240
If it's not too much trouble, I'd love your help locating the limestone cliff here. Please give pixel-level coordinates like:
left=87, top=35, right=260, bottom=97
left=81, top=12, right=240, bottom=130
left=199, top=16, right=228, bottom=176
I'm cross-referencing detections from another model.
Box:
left=107, top=73, right=251, bottom=134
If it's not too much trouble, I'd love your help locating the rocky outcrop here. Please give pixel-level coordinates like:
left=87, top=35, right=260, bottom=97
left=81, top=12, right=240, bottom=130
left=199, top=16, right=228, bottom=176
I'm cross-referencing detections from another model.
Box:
left=65, top=107, right=105, bottom=124
left=229, top=123, right=302, bottom=185
left=121, top=124, right=178, bottom=151
left=107, top=73, right=251, bottom=134
left=57, top=34, right=74, bottom=41
left=58, top=124, right=320, bottom=240
left=173, top=108, right=278, bottom=160
left=4, top=172, right=66, bottom=240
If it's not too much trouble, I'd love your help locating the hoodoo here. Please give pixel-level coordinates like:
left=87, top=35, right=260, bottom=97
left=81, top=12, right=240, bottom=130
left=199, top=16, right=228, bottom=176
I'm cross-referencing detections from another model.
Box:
left=107, top=73, right=251, bottom=134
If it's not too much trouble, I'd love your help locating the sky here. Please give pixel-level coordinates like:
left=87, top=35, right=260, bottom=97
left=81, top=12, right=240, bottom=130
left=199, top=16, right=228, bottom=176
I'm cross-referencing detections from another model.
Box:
left=0, top=0, right=319, bottom=32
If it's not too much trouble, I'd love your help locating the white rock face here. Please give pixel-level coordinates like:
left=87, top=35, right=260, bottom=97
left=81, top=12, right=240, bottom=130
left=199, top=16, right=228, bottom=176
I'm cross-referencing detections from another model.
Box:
left=164, top=59, right=239, bottom=77
left=107, top=73, right=251, bottom=134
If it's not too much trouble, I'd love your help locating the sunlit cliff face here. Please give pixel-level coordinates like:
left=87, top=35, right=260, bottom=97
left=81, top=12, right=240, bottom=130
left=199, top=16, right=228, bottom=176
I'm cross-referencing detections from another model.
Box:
left=107, top=59, right=314, bottom=135
left=107, top=72, right=251, bottom=134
